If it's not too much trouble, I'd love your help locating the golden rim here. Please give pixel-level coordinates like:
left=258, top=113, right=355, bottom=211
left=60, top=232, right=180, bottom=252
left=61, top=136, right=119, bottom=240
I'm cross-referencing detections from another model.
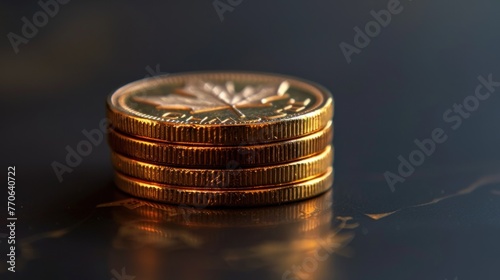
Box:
left=108, top=121, right=333, bottom=167
left=113, top=167, right=334, bottom=207
left=111, top=146, right=333, bottom=187
left=106, top=71, right=334, bottom=145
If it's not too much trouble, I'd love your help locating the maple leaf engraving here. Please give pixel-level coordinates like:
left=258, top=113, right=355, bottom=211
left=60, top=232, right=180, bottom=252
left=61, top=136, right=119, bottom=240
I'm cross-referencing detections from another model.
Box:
left=132, top=80, right=290, bottom=118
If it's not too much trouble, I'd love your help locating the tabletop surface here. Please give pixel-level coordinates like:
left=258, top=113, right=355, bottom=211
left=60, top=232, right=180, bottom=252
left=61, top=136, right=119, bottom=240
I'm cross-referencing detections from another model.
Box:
left=1, top=1, right=500, bottom=279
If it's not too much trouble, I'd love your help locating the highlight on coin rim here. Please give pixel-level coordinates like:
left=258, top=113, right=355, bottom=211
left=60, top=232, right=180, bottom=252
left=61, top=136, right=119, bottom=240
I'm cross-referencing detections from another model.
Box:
left=107, top=71, right=334, bottom=126
left=110, top=145, right=333, bottom=188
left=105, top=71, right=334, bottom=145
left=107, top=120, right=333, bottom=167
left=113, top=167, right=334, bottom=207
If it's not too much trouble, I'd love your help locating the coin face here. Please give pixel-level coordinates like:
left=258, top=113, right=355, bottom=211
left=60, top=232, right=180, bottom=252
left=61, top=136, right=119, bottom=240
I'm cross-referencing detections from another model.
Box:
left=107, top=72, right=333, bottom=144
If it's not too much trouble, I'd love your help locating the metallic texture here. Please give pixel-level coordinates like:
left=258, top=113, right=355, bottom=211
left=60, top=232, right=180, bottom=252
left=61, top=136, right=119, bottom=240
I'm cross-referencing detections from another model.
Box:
left=106, top=71, right=335, bottom=207
left=111, top=146, right=333, bottom=187
left=113, top=167, right=333, bottom=207
left=107, top=72, right=333, bottom=145
left=107, top=121, right=333, bottom=167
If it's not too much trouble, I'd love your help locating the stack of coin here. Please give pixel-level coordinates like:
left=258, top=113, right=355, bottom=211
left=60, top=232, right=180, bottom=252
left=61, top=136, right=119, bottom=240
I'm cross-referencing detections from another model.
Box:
left=106, top=72, right=334, bottom=207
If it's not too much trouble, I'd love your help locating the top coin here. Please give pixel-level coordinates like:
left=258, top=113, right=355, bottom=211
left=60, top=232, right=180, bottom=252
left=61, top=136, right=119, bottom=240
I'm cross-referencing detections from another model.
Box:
left=107, top=71, right=333, bottom=145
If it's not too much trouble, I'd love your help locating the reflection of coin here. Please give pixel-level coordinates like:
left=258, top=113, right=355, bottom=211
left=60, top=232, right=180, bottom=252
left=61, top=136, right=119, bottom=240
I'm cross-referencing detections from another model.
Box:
left=111, top=146, right=333, bottom=187
left=108, top=121, right=332, bottom=167
left=113, top=167, right=333, bottom=207
left=107, top=72, right=333, bottom=145
left=109, top=191, right=333, bottom=250
left=111, top=189, right=333, bottom=228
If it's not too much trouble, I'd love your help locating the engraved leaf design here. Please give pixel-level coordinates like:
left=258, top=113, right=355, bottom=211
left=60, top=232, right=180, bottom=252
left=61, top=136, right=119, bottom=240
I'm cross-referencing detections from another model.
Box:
left=132, top=80, right=290, bottom=117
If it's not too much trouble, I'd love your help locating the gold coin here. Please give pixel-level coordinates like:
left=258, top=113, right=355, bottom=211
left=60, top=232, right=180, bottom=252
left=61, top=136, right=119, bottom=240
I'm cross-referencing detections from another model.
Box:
left=108, top=121, right=333, bottom=167
left=113, top=167, right=333, bottom=207
left=111, top=146, right=333, bottom=187
left=107, top=72, right=333, bottom=145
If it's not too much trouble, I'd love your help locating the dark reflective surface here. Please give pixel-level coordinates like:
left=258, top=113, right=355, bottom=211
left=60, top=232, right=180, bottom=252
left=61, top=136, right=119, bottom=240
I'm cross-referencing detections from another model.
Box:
left=2, top=0, right=500, bottom=279
left=2, top=167, right=500, bottom=279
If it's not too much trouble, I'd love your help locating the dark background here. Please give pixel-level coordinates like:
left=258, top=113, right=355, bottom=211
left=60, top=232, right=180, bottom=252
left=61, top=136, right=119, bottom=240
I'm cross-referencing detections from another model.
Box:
left=1, top=0, right=500, bottom=279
